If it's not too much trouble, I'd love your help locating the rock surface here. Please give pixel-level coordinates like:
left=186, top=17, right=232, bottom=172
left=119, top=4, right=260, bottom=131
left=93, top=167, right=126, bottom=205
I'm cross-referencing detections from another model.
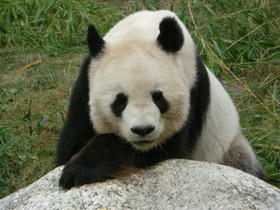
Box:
left=1, top=159, right=279, bottom=210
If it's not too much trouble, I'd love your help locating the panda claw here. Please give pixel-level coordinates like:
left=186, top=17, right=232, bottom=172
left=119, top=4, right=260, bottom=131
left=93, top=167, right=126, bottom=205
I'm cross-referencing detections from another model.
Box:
left=59, top=171, right=75, bottom=190
left=59, top=163, right=92, bottom=190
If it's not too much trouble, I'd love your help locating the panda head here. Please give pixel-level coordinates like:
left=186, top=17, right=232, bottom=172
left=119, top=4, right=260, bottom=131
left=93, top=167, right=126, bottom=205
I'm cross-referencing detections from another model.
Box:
left=87, top=15, right=196, bottom=151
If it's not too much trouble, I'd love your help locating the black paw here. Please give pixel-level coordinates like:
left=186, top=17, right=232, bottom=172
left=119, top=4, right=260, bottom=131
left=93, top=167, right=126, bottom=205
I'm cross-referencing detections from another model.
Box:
left=59, top=162, right=110, bottom=190
left=58, top=134, right=129, bottom=190
left=59, top=163, right=90, bottom=189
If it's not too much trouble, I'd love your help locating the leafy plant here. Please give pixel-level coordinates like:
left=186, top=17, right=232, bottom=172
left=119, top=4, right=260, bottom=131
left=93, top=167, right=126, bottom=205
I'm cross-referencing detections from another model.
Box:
left=0, top=0, right=122, bottom=55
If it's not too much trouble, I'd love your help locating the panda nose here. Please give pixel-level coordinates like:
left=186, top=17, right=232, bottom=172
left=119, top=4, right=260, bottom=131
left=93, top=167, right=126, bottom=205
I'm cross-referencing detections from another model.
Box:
left=131, top=125, right=155, bottom=137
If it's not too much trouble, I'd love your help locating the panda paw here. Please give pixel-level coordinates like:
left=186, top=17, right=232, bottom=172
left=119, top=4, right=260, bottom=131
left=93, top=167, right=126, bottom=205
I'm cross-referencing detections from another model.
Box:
left=59, top=164, right=91, bottom=190
left=59, top=162, right=110, bottom=190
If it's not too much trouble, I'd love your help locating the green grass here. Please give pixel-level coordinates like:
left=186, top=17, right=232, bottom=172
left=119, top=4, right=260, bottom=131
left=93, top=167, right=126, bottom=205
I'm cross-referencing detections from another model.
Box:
left=0, top=0, right=123, bottom=55
left=0, top=0, right=279, bottom=199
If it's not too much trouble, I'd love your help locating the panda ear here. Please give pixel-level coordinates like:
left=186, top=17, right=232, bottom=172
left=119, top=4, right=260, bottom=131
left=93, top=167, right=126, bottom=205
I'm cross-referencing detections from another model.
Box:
left=87, top=24, right=105, bottom=57
left=157, top=17, right=184, bottom=53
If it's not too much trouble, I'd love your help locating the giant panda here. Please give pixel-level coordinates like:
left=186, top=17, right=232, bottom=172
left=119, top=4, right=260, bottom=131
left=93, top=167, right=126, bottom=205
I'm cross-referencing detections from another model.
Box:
left=56, top=10, right=267, bottom=189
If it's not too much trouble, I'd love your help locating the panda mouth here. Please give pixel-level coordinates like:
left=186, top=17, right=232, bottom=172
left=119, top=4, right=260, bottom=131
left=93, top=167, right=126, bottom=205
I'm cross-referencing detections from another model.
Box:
left=132, top=140, right=153, bottom=146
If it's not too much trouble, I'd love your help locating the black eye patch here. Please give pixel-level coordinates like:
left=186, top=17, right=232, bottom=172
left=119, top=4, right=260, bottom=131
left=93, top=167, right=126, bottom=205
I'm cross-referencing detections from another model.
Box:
left=152, top=91, right=169, bottom=113
left=111, top=93, right=128, bottom=117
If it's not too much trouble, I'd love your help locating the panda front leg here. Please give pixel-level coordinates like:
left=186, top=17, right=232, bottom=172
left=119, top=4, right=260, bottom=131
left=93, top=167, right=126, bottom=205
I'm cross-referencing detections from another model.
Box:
left=59, top=133, right=135, bottom=189
left=56, top=56, right=95, bottom=166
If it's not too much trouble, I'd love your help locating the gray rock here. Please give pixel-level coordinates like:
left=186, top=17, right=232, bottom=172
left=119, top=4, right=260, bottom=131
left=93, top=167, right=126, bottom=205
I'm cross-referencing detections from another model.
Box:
left=1, top=160, right=279, bottom=210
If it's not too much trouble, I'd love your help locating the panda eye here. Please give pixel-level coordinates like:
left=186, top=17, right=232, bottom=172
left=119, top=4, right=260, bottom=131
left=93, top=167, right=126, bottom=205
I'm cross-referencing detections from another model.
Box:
left=111, top=93, right=128, bottom=117
left=116, top=93, right=127, bottom=103
left=152, top=91, right=163, bottom=100
left=152, top=91, right=169, bottom=113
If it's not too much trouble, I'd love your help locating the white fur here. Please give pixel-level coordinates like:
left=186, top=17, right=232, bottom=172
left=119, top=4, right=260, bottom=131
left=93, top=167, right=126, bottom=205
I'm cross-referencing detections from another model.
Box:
left=88, top=10, right=242, bottom=160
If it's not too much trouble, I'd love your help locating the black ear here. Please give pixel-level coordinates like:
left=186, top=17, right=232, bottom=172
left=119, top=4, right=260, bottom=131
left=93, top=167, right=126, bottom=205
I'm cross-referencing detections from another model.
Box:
left=157, top=17, right=184, bottom=53
left=87, top=24, right=105, bottom=57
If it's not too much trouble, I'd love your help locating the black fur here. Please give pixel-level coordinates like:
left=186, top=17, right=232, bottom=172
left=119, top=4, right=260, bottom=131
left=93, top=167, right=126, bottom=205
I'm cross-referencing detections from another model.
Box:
left=152, top=91, right=169, bottom=113
left=157, top=17, right=184, bottom=53
left=111, top=93, right=128, bottom=117
left=87, top=24, right=105, bottom=57
left=58, top=52, right=211, bottom=189
left=59, top=134, right=133, bottom=189
left=55, top=56, right=95, bottom=166
left=56, top=23, right=105, bottom=166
